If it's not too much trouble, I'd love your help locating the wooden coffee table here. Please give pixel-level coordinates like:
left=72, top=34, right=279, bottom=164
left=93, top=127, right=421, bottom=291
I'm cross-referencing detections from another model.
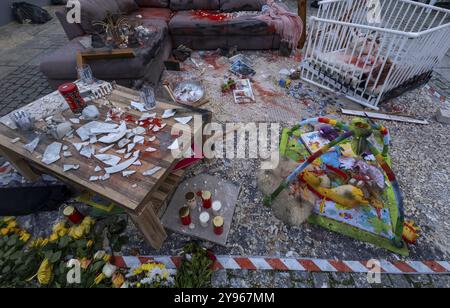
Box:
left=0, top=83, right=210, bottom=250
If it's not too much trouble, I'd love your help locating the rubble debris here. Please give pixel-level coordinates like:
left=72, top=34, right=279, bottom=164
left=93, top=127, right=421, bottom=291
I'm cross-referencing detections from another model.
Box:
left=142, top=166, right=162, bottom=177
left=23, top=137, right=40, bottom=153
left=436, top=108, right=450, bottom=125
left=341, top=109, right=429, bottom=125
left=42, top=142, right=62, bottom=165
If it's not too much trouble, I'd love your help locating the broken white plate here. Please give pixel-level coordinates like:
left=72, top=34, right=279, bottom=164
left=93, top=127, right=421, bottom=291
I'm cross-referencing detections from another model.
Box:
left=89, top=176, right=99, bottom=182
left=11, top=137, right=20, bottom=144
left=116, top=149, right=126, bottom=154
left=130, top=101, right=147, bottom=112
left=69, top=118, right=80, bottom=124
left=80, top=145, right=94, bottom=158
left=94, top=154, right=121, bottom=166
left=42, top=142, right=62, bottom=165
left=127, top=143, right=136, bottom=153
left=168, top=139, right=179, bottom=150
left=105, top=156, right=139, bottom=174
left=100, top=173, right=110, bottom=181
left=175, top=116, right=193, bottom=125
left=133, top=160, right=142, bottom=166
left=63, top=164, right=80, bottom=172
left=145, top=147, right=157, bottom=153
left=62, top=145, right=69, bottom=151
left=122, top=170, right=136, bottom=177
left=124, top=153, right=132, bottom=159
left=99, top=144, right=114, bottom=154
left=133, top=135, right=145, bottom=144
left=140, top=113, right=156, bottom=121
left=23, top=137, right=40, bottom=153
left=98, top=122, right=127, bottom=144
left=143, top=166, right=162, bottom=177
left=94, top=166, right=102, bottom=172
left=133, top=150, right=140, bottom=158
left=132, top=126, right=146, bottom=135
left=89, top=135, right=97, bottom=144
left=162, top=109, right=176, bottom=119
left=72, top=142, right=88, bottom=152
left=77, top=122, right=117, bottom=141
left=118, top=138, right=131, bottom=148
left=63, top=151, right=72, bottom=158
left=148, top=136, right=156, bottom=142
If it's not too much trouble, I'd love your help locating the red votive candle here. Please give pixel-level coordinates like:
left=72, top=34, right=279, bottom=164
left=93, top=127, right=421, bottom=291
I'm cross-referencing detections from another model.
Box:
left=197, top=191, right=212, bottom=209
left=63, top=205, right=84, bottom=224
left=213, top=216, right=224, bottom=235
left=179, top=206, right=191, bottom=226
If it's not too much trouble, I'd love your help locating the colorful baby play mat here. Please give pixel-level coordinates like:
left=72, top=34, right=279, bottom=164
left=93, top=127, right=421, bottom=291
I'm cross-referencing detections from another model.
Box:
left=279, top=120, right=409, bottom=256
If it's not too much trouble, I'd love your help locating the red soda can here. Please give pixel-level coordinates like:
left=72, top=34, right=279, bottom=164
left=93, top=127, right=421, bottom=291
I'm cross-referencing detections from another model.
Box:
left=58, top=82, right=86, bottom=114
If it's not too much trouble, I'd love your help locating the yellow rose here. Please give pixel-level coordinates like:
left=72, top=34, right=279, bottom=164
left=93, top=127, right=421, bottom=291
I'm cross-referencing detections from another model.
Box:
left=80, top=258, right=91, bottom=270
left=19, top=232, right=31, bottom=242
left=49, top=233, right=59, bottom=242
left=1, top=228, right=9, bottom=236
left=58, top=228, right=68, bottom=237
left=52, top=222, right=66, bottom=233
left=3, top=216, right=15, bottom=223
left=94, top=273, right=105, bottom=285
left=7, top=221, right=17, bottom=229
left=37, top=259, right=53, bottom=285
left=112, top=273, right=125, bottom=288
left=86, top=240, right=94, bottom=248
left=68, top=226, right=84, bottom=239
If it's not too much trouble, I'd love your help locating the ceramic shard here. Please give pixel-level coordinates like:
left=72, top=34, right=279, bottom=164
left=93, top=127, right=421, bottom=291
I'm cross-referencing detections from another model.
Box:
left=23, top=137, right=40, bottom=153
left=42, top=142, right=62, bottom=165
left=94, top=154, right=121, bottom=166
left=63, top=164, right=80, bottom=172
left=175, top=116, right=193, bottom=125
left=104, top=156, right=139, bottom=174
left=99, top=144, right=114, bottom=153
left=162, top=109, right=176, bottom=119
left=143, top=166, right=162, bottom=177
left=98, top=122, right=127, bottom=144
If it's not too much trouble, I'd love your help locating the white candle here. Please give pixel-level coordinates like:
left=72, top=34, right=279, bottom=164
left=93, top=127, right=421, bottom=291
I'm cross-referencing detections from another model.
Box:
left=199, top=212, right=210, bottom=228
left=212, top=201, right=222, bottom=216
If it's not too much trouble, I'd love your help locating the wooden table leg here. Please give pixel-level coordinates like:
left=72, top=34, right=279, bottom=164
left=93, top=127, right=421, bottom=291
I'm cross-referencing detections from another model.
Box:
left=298, top=0, right=307, bottom=49
left=128, top=203, right=167, bottom=250
left=0, top=146, right=40, bottom=181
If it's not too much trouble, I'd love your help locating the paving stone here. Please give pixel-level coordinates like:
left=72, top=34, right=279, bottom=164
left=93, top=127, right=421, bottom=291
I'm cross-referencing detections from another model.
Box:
left=430, top=275, right=450, bottom=288
left=229, top=277, right=250, bottom=288
left=352, top=273, right=373, bottom=288
left=211, top=270, right=229, bottom=288
left=312, top=273, right=331, bottom=288
left=407, top=275, right=434, bottom=288
left=330, top=272, right=355, bottom=288
left=388, top=274, right=413, bottom=288
left=273, top=272, right=292, bottom=288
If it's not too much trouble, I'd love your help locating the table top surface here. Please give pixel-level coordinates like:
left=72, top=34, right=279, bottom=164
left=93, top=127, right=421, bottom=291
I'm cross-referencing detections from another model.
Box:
left=0, top=84, right=203, bottom=212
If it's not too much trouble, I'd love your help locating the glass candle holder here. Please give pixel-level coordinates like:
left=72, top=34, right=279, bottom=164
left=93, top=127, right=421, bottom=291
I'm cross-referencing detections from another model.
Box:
left=179, top=206, right=191, bottom=226
left=212, top=201, right=222, bottom=216
left=213, top=216, right=224, bottom=235
left=140, top=85, right=156, bottom=110
left=63, top=205, right=84, bottom=224
left=11, top=110, right=34, bottom=131
left=185, top=192, right=197, bottom=210
left=197, top=191, right=212, bottom=209
left=199, top=212, right=210, bottom=228
left=77, top=64, right=94, bottom=85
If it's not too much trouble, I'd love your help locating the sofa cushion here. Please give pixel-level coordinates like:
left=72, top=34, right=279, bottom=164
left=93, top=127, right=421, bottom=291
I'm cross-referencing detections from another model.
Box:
left=134, top=7, right=173, bottom=22
left=135, top=0, right=169, bottom=8
left=170, top=0, right=220, bottom=11
left=169, top=11, right=273, bottom=36
left=169, top=10, right=227, bottom=36
left=79, top=0, right=121, bottom=34
left=115, top=0, right=139, bottom=13
left=220, top=0, right=264, bottom=12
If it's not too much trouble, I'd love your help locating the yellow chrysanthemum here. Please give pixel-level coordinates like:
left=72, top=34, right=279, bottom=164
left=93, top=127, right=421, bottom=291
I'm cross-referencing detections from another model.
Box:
left=49, top=233, right=59, bottom=242
left=81, top=216, right=95, bottom=226
left=37, top=259, right=53, bottom=285
left=0, top=228, right=8, bottom=236
left=68, top=226, right=84, bottom=239
left=57, top=227, right=68, bottom=237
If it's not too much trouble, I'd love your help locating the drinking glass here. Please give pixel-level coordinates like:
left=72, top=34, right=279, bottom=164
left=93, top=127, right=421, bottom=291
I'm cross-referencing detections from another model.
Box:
left=140, top=85, right=156, bottom=110
left=77, top=64, right=94, bottom=85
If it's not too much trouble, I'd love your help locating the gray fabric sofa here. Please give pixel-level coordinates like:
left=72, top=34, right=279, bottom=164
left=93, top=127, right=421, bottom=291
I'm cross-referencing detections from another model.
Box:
left=40, top=0, right=283, bottom=89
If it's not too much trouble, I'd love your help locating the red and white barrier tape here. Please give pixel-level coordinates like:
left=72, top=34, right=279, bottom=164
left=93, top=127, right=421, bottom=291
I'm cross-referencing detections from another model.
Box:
left=113, top=256, right=450, bottom=275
